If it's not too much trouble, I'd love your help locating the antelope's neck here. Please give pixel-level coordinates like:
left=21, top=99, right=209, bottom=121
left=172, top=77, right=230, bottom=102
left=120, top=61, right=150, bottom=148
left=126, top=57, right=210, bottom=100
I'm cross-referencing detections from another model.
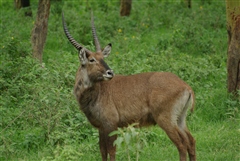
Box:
left=74, top=69, right=100, bottom=109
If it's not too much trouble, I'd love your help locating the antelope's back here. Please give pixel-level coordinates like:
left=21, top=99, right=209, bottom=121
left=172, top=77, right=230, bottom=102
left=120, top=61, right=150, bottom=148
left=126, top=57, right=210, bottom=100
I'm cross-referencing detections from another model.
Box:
left=106, top=72, right=192, bottom=98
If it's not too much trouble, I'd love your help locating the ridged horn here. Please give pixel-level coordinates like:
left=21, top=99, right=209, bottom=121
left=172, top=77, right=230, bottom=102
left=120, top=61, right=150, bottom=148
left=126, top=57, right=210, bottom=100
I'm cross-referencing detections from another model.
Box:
left=91, top=11, right=101, bottom=52
left=62, top=12, right=85, bottom=51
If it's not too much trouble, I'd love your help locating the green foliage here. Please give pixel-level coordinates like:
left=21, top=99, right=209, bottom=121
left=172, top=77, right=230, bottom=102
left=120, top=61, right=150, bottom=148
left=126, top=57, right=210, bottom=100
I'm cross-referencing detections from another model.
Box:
left=109, top=123, right=149, bottom=161
left=0, top=0, right=240, bottom=161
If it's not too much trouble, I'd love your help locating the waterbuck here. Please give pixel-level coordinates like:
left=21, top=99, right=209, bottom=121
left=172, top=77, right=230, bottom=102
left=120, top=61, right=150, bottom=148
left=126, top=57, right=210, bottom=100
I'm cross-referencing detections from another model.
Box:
left=62, top=12, right=196, bottom=161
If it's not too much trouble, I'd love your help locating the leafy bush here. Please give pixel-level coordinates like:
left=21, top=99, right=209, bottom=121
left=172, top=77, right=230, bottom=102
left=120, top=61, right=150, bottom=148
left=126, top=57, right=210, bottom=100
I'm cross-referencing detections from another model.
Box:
left=0, top=45, right=94, bottom=160
left=109, top=123, right=159, bottom=161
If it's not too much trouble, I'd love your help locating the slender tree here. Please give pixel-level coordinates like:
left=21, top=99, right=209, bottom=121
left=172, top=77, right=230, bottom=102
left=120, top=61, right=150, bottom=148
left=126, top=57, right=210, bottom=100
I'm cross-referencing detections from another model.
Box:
left=31, top=0, right=50, bottom=63
left=183, top=0, right=191, bottom=8
left=226, top=0, right=240, bottom=98
left=120, top=0, right=132, bottom=16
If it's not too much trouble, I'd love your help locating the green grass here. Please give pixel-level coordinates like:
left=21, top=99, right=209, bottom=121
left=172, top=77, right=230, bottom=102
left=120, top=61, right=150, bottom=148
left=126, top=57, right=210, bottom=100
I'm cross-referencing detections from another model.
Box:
left=1, top=0, right=240, bottom=161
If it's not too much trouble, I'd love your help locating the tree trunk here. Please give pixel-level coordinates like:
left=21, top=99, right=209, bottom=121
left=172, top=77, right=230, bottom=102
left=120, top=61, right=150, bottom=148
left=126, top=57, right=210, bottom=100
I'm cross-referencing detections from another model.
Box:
left=226, top=0, right=240, bottom=98
left=14, top=0, right=32, bottom=16
left=183, top=0, right=191, bottom=8
left=120, top=0, right=132, bottom=16
left=14, top=0, right=22, bottom=9
left=31, top=0, right=50, bottom=63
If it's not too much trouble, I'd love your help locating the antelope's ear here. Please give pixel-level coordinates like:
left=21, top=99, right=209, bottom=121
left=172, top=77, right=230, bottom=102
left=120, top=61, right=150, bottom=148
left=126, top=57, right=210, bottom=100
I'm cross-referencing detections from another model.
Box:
left=102, top=43, right=112, bottom=57
left=79, top=48, right=89, bottom=65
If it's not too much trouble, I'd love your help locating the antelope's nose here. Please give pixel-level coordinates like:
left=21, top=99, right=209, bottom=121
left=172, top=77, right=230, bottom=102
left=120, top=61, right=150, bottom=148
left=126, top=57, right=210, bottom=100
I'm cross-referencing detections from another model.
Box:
left=106, top=70, right=114, bottom=78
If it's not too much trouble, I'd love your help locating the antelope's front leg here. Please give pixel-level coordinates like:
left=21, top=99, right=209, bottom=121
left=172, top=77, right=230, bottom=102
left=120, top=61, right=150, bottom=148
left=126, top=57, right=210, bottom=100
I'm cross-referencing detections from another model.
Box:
left=99, top=129, right=108, bottom=161
left=107, top=131, right=117, bottom=161
left=99, top=127, right=117, bottom=161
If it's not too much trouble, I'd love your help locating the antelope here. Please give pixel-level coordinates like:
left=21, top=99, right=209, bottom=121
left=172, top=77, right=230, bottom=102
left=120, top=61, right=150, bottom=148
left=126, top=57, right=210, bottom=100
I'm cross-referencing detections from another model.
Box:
left=62, top=12, right=196, bottom=161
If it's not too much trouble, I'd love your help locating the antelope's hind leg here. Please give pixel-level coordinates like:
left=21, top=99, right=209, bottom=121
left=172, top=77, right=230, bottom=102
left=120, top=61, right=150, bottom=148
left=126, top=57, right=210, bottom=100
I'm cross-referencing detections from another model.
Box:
left=175, top=109, right=196, bottom=160
left=157, top=116, right=189, bottom=161
left=176, top=100, right=196, bottom=160
left=185, top=128, right=196, bottom=161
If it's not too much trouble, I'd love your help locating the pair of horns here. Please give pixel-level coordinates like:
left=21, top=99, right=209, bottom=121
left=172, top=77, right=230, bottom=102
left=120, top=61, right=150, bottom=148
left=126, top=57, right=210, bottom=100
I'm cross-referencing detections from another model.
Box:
left=62, top=12, right=101, bottom=52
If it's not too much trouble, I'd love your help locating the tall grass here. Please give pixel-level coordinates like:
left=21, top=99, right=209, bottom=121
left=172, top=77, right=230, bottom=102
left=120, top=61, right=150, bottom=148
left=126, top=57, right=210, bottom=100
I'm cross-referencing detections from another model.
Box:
left=0, top=0, right=239, bottom=161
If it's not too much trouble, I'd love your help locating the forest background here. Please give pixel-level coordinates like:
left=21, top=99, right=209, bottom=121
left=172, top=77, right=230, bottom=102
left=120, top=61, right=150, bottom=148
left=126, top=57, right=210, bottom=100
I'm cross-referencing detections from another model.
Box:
left=0, top=0, right=240, bottom=161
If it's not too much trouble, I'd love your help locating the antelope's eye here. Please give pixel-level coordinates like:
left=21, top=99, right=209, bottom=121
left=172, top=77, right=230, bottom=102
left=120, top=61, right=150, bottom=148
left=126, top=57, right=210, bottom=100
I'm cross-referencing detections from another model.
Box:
left=89, top=58, right=96, bottom=63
